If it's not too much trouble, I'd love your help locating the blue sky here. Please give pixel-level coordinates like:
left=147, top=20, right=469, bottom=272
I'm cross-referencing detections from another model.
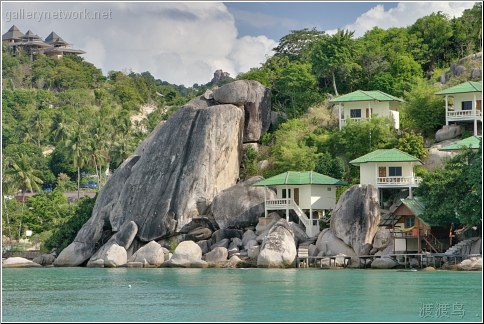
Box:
left=226, top=2, right=399, bottom=40
left=1, top=2, right=475, bottom=86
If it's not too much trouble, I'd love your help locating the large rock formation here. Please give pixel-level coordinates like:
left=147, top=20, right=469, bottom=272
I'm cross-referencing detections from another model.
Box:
left=56, top=80, right=272, bottom=266
left=209, top=176, right=276, bottom=229
left=257, top=219, right=297, bottom=268
left=435, top=124, right=463, bottom=142
left=2, top=257, right=42, bottom=268
left=330, top=185, right=380, bottom=255
left=213, top=80, right=271, bottom=142
left=315, top=228, right=357, bottom=257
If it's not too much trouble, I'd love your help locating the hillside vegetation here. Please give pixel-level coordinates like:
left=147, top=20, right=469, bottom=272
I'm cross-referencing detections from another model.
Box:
left=2, top=3, right=481, bottom=250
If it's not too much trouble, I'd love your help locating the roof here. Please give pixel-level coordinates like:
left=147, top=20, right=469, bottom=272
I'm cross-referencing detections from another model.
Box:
left=253, top=171, right=347, bottom=186
left=435, top=81, right=482, bottom=95
left=350, top=148, right=422, bottom=165
left=381, top=197, right=432, bottom=226
left=439, top=136, right=481, bottom=151
left=23, top=30, right=41, bottom=40
left=45, top=31, right=68, bottom=45
left=2, top=25, right=24, bottom=41
left=44, top=47, right=86, bottom=54
left=330, top=90, right=404, bottom=103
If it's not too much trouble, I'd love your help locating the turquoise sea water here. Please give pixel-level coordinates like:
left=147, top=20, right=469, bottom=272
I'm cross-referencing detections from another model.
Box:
left=2, top=268, right=482, bottom=322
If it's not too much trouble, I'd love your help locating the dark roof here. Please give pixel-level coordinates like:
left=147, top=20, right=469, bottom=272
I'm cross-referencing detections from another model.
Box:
left=253, top=171, right=347, bottom=186
left=45, top=31, right=68, bottom=45
left=23, top=30, right=42, bottom=40
left=2, top=25, right=24, bottom=41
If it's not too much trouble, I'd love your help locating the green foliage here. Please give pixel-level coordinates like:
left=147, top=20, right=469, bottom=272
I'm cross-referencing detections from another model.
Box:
left=401, top=79, right=445, bottom=138
left=417, top=143, right=482, bottom=226
left=44, top=196, right=95, bottom=252
left=394, top=131, right=428, bottom=159
left=241, top=146, right=258, bottom=180
left=273, top=28, right=325, bottom=61
left=24, top=191, right=71, bottom=233
left=314, top=152, right=345, bottom=180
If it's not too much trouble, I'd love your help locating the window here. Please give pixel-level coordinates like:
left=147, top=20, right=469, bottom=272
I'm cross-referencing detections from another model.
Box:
left=327, top=187, right=331, bottom=191
left=282, top=189, right=291, bottom=199
left=405, top=217, right=415, bottom=228
left=350, top=109, right=362, bottom=118
left=462, top=101, right=473, bottom=110
left=388, top=167, right=402, bottom=177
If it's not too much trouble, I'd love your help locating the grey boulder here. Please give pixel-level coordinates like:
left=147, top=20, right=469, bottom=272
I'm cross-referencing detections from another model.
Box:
left=129, top=241, right=165, bottom=267
left=170, top=241, right=203, bottom=267
left=257, top=219, right=297, bottom=268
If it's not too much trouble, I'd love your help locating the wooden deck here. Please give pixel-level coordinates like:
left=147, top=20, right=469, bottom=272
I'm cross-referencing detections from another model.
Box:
left=296, top=252, right=482, bottom=269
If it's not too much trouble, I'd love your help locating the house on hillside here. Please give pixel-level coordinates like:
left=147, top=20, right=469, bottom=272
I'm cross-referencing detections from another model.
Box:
left=330, top=90, right=404, bottom=130
left=2, top=25, right=85, bottom=59
left=253, top=171, right=347, bottom=237
left=380, top=197, right=447, bottom=253
left=439, top=135, right=481, bottom=153
left=350, top=148, right=422, bottom=203
left=435, top=81, right=482, bottom=136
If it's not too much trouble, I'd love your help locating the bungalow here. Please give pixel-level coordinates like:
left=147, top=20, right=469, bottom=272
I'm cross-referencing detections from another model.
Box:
left=330, top=90, right=404, bottom=130
left=380, top=197, right=447, bottom=253
left=253, top=171, right=347, bottom=237
left=435, top=81, right=482, bottom=136
left=439, top=135, right=481, bottom=152
left=350, top=148, right=422, bottom=202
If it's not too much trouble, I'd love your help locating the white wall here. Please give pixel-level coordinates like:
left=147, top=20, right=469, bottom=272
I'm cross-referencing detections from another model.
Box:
left=310, top=185, right=337, bottom=210
left=450, top=92, right=482, bottom=111
left=341, top=100, right=399, bottom=119
left=394, top=238, right=406, bottom=252
left=359, top=162, right=416, bottom=185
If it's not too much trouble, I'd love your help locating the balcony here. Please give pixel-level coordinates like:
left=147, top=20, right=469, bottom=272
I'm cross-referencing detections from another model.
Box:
left=446, top=109, right=482, bottom=121
left=376, top=176, right=421, bottom=187
left=340, top=117, right=365, bottom=126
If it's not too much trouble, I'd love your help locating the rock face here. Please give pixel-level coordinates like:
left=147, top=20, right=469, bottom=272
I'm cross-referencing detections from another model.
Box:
left=435, top=124, right=463, bottom=142
left=205, top=247, right=229, bottom=263
left=56, top=79, right=272, bottom=267
left=129, top=241, right=165, bottom=267
left=170, top=241, right=203, bottom=267
left=3, top=257, right=42, bottom=268
left=33, top=254, right=56, bottom=266
left=370, top=228, right=392, bottom=254
left=315, top=229, right=356, bottom=257
left=370, top=257, right=398, bottom=269
left=213, top=80, right=271, bottom=142
left=257, top=219, right=297, bottom=268
left=330, top=185, right=380, bottom=255
left=210, top=176, right=276, bottom=229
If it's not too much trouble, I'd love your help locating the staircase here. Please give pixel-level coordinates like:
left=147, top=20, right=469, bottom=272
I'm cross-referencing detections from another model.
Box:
left=265, top=198, right=320, bottom=237
left=444, top=237, right=481, bottom=256
left=422, top=233, right=444, bottom=253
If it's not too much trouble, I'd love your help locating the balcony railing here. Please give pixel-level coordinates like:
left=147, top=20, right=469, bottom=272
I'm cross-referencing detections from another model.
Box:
left=447, top=109, right=482, bottom=119
left=377, top=176, right=421, bottom=186
left=340, top=117, right=365, bottom=126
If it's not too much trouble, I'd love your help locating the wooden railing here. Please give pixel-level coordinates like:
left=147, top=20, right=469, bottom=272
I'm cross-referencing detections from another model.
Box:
left=377, top=176, right=421, bottom=186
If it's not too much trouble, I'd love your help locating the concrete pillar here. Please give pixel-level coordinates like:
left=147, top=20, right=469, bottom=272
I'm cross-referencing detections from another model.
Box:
left=445, top=95, right=449, bottom=126
left=473, top=93, right=477, bottom=136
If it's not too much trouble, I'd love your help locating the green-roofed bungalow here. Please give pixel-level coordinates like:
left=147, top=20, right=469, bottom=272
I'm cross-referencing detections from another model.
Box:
left=330, top=90, right=404, bottom=130
left=350, top=149, right=422, bottom=202
left=254, top=171, right=347, bottom=237
left=435, top=81, right=482, bottom=136
left=385, top=197, right=447, bottom=253
left=439, top=136, right=481, bottom=151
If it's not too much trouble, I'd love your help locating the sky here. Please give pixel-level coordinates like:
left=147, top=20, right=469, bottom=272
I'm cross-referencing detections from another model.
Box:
left=1, top=1, right=477, bottom=86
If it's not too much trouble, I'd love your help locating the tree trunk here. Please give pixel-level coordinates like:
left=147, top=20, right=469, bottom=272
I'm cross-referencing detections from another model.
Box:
left=77, top=166, right=80, bottom=201
left=3, top=196, right=13, bottom=245
left=332, top=71, right=339, bottom=96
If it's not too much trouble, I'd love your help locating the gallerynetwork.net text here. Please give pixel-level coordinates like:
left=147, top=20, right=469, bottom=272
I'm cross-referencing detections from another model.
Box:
left=5, top=9, right=113, bottom=22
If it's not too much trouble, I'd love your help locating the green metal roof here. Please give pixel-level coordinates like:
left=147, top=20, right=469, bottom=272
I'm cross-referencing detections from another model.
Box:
left=439, top=136, right=482, bottom=151
left=350, top=148, right=422, bottom=165
left=253, top=171, right=347, bottom=186
left=400, top=197, right=435, bottom=227
left=330, top=90, right=404, bottom=103
left=435, top=81, right=482, bottom=95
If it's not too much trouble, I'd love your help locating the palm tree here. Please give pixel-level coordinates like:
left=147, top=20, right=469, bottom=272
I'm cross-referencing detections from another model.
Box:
left=65, top=124, right=89, bottom=200
left=4, top=153, right=43, bottom=240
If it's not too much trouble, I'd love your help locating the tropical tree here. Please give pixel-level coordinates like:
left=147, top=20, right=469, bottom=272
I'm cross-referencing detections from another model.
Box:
left=65, top=124, right=90, bottom=200
left=4, top=153, right=43, bottom=239
left=311, top=30, right=361, bottom=96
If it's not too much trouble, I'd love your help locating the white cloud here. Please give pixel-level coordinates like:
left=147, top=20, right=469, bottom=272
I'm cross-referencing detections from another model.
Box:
left=336, top=2, right=475, bottom=37
left=1, top=2, right=276, bottom=86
